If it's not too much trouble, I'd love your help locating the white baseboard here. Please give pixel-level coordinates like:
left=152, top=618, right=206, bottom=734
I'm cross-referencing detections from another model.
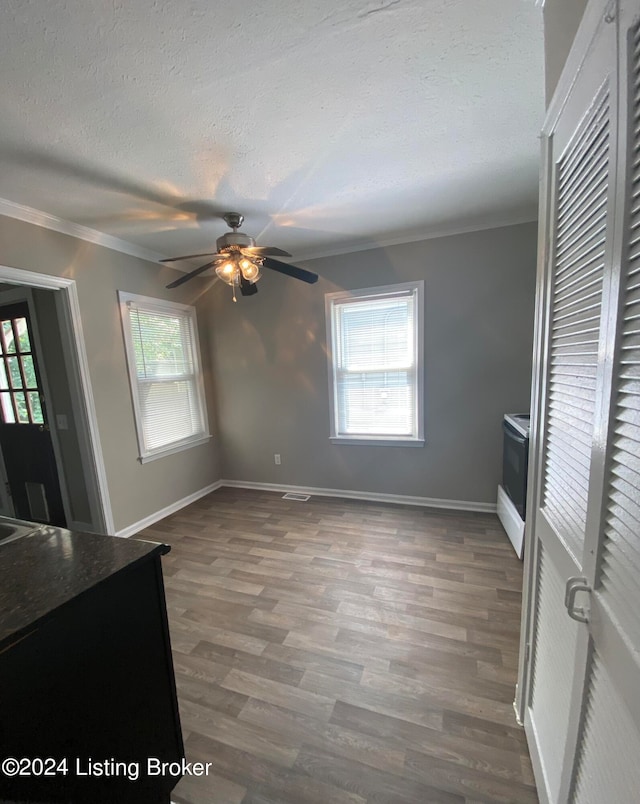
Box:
left=115, top=479, right=496, bottom=539
left=115, top=480, right=224, bottom=538
left=220, top=479, right=496, bottom=514
left=497, top=484, right=525, bottom=558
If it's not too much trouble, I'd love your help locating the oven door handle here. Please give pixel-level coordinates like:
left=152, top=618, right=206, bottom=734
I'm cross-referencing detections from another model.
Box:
left=502, top=421, right=527, bottom=443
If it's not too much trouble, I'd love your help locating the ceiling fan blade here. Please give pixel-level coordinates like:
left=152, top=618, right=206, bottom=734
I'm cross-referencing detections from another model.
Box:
left=165, top=259, right=220, bottom=289
left=239, top=276, right=258, bottom=296
left=241, top=246, right=292, bottom=258
left=160, top=251, right=220, bottom=263
left=262, top=257, right=319, bottom=284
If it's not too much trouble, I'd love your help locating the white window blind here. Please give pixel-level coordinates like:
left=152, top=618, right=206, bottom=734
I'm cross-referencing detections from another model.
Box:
left=326, top=283, right=424, bottom=445
left=119, top=293, right=209, bottom=461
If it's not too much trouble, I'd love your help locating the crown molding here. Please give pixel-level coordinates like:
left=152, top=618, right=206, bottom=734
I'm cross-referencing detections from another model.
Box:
left=0, top=196, right=165, bottom=264
left=0, top=195, right=538, bottom=267
left=293, top=213, right=538, bottom=262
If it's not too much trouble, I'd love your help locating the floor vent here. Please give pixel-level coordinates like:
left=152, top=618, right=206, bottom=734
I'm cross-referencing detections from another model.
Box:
left=282, top=492, right=310, bottom=502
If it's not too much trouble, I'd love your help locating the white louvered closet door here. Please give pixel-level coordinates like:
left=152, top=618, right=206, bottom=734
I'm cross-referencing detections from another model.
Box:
left=520, top=1, right=640, bottom=802
left=572, top=2, right=640, bottom=800
left=522, top=3, right=617, bottom=802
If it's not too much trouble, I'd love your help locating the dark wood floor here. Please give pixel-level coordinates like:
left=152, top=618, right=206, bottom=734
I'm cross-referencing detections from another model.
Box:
left=139, top=488, right=537, bottom=804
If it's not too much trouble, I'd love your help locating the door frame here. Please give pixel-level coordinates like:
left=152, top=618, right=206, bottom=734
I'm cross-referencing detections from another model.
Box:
left=0, top=265, right=113, bottom=534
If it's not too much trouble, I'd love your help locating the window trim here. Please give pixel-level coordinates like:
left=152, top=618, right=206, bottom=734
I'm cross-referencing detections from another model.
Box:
left=325, top=281, right=425, bottom=447
left=118, top=291, right=211, bottom=462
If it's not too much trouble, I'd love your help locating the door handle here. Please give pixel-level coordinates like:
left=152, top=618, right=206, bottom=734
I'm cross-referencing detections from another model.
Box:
left=564, top=576, right=591, bottom=623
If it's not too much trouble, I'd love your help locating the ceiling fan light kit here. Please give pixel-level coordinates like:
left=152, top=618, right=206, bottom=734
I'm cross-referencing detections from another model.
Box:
left=161, top=212, right=318, bottom=300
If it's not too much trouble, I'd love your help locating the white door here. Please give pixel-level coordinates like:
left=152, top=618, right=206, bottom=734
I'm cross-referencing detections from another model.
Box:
left=519, top=2, right=640, bottom=802
left=570, top=1, right=640, bottom=798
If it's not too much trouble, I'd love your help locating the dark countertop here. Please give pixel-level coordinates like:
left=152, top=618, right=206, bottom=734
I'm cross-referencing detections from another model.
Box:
left=0, top=526, right=169, bottom=650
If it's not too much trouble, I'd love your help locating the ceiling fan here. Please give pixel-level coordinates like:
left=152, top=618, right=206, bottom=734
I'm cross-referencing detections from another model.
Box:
left=160, top=212, right=318, bottom=300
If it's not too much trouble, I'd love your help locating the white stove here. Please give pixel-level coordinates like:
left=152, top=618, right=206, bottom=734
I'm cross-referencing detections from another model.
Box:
left=498, top=412, right=531, bottom=560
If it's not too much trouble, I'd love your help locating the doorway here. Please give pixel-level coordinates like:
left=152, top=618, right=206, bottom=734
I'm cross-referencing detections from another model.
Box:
left=0, top=267, right=113, bottom=534
left=0, top=299, right=66, bottom=525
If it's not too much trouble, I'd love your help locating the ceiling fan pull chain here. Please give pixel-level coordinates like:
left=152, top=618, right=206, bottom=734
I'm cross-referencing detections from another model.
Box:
left=232, top=284, right=237, bottom=303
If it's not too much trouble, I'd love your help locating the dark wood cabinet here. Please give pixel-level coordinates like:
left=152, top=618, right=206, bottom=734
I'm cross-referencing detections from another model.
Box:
left=0, top=547, right=183, bottom=803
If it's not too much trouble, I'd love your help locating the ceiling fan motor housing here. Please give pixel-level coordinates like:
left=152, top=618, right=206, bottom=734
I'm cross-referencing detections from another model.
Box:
left=216, top=231, right=256, bottom=252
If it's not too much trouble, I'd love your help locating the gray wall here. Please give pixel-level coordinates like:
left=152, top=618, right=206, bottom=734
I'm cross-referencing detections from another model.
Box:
left=0, top=214, right=221, bottom=533
left=209, top=222, right=537, bottom=506
left=544, top=0, right=588, bottom=105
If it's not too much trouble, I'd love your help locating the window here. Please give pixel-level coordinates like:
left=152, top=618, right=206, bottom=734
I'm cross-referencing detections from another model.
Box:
left=0, top=304, right=45, bottom=425
left=119, top=292, right=210, bottom=462
left=325, top=281, right=424, bottom=446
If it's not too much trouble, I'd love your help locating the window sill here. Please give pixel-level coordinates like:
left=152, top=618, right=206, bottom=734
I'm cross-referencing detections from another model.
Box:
left=330, top=436, right=425, bottom=448
left=138, top=434, right=212, bottom=463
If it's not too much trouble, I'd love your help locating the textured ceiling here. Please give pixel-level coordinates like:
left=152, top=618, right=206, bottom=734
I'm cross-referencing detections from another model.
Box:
left=0, top=0, right=544, bottom=262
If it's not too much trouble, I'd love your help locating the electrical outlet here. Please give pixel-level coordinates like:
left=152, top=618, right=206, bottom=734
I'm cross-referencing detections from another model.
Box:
left=274, top=453, right=281, bottom=465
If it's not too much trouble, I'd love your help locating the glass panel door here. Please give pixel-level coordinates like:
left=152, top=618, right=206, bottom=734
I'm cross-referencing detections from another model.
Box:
left=0, top=313, right=45, bottom=426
